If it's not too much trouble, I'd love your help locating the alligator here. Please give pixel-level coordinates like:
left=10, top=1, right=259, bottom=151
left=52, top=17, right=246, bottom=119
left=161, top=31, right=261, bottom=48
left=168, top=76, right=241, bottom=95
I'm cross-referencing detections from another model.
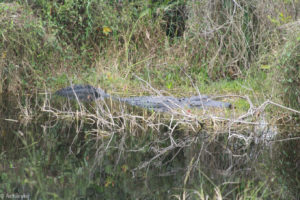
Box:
left=55, top=85, right=232, bottom=112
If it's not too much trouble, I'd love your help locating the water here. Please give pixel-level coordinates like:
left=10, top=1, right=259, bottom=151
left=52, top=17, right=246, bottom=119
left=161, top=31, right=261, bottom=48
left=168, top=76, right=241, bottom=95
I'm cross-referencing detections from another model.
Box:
left=0, top=94, right=299, bottom=199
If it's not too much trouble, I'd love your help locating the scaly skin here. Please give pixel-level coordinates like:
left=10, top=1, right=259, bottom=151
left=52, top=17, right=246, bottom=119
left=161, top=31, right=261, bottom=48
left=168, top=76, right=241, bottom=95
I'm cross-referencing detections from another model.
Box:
left=55, top=85, right=232, bottom=111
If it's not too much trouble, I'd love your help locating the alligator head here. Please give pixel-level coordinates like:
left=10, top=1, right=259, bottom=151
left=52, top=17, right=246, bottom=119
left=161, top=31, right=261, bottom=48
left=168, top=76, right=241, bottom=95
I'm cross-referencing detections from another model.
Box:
left=55, top=85, right=110, bottom=101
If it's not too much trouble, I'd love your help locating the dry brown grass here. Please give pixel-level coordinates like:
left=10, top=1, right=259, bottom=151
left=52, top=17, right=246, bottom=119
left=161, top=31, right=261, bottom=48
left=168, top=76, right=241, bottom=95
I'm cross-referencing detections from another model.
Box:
left=184, top=0, right=298, bottom=79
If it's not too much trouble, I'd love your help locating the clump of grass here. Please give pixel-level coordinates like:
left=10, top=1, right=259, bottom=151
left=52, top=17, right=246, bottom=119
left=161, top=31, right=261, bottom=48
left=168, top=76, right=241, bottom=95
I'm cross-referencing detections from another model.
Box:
left=185, top=0, right=296, bottom=80
left=0, top=2, right=63, bottom=93
left=278, top=30, right=300, bottom=110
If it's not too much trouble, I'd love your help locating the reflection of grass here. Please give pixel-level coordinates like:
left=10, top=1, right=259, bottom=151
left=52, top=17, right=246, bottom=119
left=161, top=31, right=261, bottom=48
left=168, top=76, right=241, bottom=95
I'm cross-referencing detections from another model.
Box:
left=179, top=179, right=271, bottom=200
left=0, top=115, right=274, bottom=199
left=1, top=90, right=298, bottom=199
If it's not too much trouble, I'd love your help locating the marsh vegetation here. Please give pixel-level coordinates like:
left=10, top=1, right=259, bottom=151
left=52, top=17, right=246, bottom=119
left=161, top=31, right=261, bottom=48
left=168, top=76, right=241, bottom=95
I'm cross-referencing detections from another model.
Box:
left=0, top=0, right=299, bottom=199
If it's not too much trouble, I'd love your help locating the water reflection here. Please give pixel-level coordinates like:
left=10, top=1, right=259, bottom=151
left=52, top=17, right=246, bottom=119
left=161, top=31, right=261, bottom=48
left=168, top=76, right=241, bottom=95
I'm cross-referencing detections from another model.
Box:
left=0, top=94, right=299, bottom=199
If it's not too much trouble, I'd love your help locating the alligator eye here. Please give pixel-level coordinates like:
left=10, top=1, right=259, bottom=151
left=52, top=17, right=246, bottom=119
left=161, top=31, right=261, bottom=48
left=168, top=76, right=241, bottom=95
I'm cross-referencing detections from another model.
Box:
left=94, top=92, right=99, bottom=98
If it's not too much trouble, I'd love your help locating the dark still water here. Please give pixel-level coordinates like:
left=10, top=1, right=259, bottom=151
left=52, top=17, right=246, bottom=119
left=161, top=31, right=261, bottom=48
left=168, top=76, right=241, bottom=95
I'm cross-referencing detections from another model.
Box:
left=0, top=94, right=299, bottom=199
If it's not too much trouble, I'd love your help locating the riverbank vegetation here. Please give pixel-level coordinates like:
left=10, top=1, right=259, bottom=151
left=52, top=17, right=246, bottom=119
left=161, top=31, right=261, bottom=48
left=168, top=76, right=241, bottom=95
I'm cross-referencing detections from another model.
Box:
left=0, top=0, right=299, bottom=199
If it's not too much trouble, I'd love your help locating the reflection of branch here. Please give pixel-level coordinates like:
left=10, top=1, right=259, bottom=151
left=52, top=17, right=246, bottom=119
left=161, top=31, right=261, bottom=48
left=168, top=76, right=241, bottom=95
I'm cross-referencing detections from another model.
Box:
left=133, top=144, right=174, bottom=172
left=132, top=137, right=195, bottom=172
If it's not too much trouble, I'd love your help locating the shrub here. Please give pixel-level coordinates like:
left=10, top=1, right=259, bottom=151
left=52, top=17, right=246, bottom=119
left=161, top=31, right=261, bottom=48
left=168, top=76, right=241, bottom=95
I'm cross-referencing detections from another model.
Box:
left=24, top=0, right=165, bottom=49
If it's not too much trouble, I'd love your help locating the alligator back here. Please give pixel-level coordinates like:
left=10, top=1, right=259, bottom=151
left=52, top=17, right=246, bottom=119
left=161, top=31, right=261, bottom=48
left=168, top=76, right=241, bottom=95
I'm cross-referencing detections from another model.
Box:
left=54, top=85, right=232, bottom=111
